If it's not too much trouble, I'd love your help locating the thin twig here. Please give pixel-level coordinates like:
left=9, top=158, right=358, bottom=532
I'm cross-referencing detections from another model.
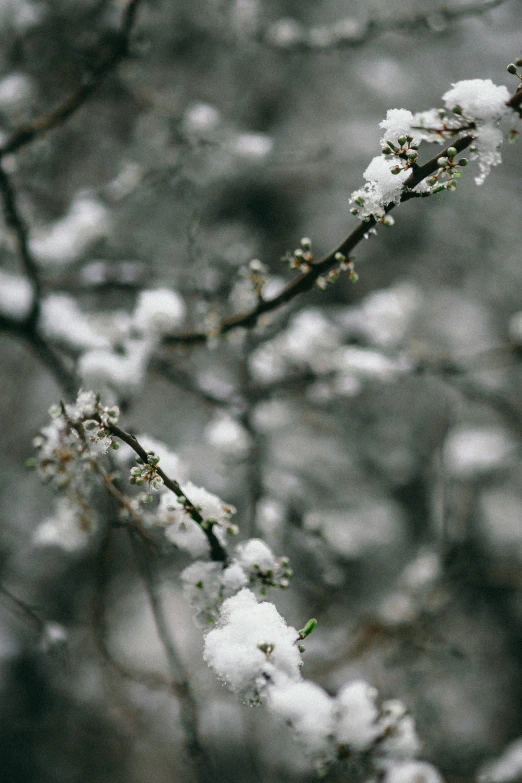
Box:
left=105, top=423, right=229, bottom=563
left=130, top=533, right=214, bottom=783
left=0, top=0, right=144, bottom=159
left=0, top=165, right=41, bottom=326
left=260, top=0, right=512, bottom=52
left=162, top=136, right=474, bottom=346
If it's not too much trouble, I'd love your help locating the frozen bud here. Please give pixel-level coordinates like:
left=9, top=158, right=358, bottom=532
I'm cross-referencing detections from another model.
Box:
left=406, top=150, right=418, bottom=160
left=437, top=157, right=448, bottom=167
left=507, top=63, right=518, bottom=75
left=300, top=237, right=312, bottom=250
left=383, top=215, right=395, bottom=226
left=391, top=166, right=402, bottom=175
left=452, top=105, right=462, bottom=114
left=459, top=158, right=468, bottom=166
left=446, top=147, right=457, bottom=158
left=397, top=135, right=407, bottom=146
left=383, top=147, right=393, bottom=155
left=334, top=252, right=346, bottom=262
left=447, top=180, right=457, bottom=191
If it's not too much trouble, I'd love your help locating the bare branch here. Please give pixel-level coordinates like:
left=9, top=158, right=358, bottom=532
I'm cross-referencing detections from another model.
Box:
left=260, top=0, right=512, bottom=52
left=0, top=165, right=41, bottom=326
left=130, top=534, right=215, bottom=783
left=0, top=0, right=144, bottom=159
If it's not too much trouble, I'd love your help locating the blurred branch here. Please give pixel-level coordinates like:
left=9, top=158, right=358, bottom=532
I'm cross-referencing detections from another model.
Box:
left=0, top=0, right=144, bottom=159
left=130, top=534, right=214, bottom=783
left=0, top=165, right=41, bottom=326
left=259, top=0, right=513, bottom=52
left=0, top=583, right=46, bottom=633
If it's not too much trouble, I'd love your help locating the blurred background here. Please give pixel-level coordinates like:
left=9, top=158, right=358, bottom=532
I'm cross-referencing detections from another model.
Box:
left=0, top=0, right=521, bottom=781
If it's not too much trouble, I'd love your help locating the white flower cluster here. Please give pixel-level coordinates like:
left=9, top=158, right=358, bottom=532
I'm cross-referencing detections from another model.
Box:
left=350, top=78, right=511, bottom=221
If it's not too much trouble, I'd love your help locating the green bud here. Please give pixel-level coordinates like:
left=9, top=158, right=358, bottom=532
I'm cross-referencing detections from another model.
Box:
left=350, top=208, right=359, bottom=216
left=298, top=618, right=317, bottom=639
left=386, top=140, right=396, bottom=150
left=397, top=135, right=407, bottom=145
left=298, top=645, right=306, bottom=653
left=111, top=442, right=120, bottom=450
left=458, top=158, right=468, bottom=166
left=382, top=147, right=393, bottom=155
left=25, top=457, right=37, bottom=469
left=452, top=105, right=462, bottom=115
left=195, top=580, right=204, bottom=588
left=406, top=150, right=418, bottom=160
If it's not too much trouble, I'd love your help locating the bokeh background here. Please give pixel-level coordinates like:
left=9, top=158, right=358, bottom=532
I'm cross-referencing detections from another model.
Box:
left=0, top=1, right=521, bottom=781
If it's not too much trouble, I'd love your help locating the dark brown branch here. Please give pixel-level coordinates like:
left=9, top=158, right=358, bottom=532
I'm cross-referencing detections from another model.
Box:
left=0, top=165, right=41, bottom=326
left=163, top=135, right=474, bottom=347
left=106, top=423, right=229, bottom=563
left=0, top=0, right=144, bottom=159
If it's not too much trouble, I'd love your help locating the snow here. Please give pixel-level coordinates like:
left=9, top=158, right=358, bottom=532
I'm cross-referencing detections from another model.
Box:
left=444, top=426, right=514, bottom=478
left=235, top=538, right=277, bottom=573
left=78, top=339, right=151, bottom=395
left=132, top=288, right=186, bottom=336
left=478, top=739, right=522, bottom=783
left=30, top=194, right=110, bottom=266
left=181, top=481, right=235, bottom=526
left=33, top=496, right=98, bottom=552
left=379, top=109, right=420, bottom=147
left=268, top=680, right=335, bottom=756
left=205, top=413, right=250, bottom=456
left=183, top=103, right=221, bottom=136
left=203, top=588, right=302, bottom=702
left=0, top=72, right=34, bottom=110
left=351, top=155, right=410, bottom=220
left=231, top=133, right=274, bottom=160
left=40, top=294, right=110, bottom=350
left=335, top=680, right=380, bottom=751
left=383, top=761, right=444, bottom=783
left=377, top=700, right=421, bottom=759
left=442, top=79, right=510, bottom=122
left=0, top=271, right=32, bottom=320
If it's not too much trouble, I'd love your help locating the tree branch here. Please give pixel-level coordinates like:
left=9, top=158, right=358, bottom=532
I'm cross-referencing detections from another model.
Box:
left=0, top=0, right=144, bottom=159
left=162, top=135, right=474, bottom=347
left=105, top=423, right=229, bottom=563
left=130, top=534, right=215, bottom=783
